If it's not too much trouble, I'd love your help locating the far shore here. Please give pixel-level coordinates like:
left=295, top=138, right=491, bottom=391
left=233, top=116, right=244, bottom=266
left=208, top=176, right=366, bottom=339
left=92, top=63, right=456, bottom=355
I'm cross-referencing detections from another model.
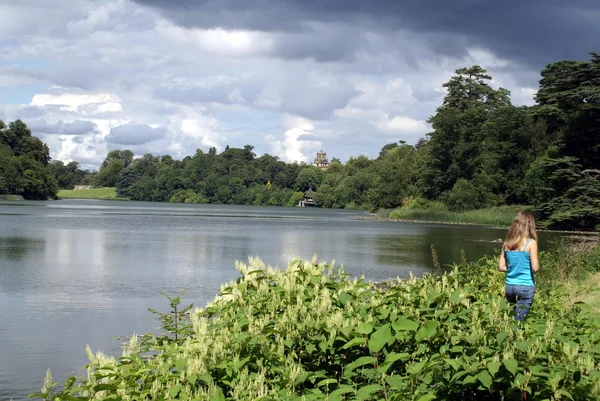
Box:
left=0, top=194, right=24, bottom=201
left=10, top=191, right=600, bottom=236
left=361, top=213, right=600, bottom=236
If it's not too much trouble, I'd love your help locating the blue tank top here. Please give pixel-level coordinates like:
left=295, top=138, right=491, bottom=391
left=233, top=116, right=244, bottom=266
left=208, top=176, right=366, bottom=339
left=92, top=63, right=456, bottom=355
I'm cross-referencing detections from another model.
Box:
left=505, top=238, right=535, bottom=287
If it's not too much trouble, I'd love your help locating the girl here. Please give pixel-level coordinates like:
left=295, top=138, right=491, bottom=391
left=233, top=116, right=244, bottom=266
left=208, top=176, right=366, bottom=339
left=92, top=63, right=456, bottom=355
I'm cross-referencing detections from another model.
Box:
left=497, top=211, right=540, bottom=321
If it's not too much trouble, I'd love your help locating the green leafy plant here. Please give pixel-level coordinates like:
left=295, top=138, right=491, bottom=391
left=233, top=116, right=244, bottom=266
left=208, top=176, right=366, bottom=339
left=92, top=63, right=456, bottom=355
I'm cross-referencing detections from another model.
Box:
left=31, top=252, right=600, bottom=401
left=147, top=290, right=195, bottom=344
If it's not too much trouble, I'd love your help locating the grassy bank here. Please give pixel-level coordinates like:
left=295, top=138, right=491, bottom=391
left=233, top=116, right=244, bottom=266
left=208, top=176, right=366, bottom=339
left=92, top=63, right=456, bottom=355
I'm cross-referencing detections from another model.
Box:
left=33, top=240, right=600, bottom=401
left=387, top=205, right=528, bottom=227
left=57, top=187, right=127, bottom=200
left=0, top=194, right=24, bottom=200
left=540, top=237, right=600, bottom=309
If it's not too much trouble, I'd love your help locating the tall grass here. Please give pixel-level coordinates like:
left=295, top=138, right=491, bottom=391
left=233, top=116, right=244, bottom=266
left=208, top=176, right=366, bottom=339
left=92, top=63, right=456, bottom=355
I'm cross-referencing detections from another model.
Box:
left=542, top=237, right=600, bottom=283
left=57, top=187, right=127, bottom=200
left=389, top=205, right=526, bottom=227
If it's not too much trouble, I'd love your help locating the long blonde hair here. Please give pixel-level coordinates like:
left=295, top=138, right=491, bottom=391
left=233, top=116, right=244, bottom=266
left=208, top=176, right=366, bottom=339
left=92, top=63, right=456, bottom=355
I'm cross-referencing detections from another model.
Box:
left=504, top=211, right=538, bottom=251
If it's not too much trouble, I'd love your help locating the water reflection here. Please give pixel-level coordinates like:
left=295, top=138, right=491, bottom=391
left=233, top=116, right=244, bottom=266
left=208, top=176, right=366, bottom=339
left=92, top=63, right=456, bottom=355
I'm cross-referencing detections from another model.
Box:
left=0, top=236, right=45, bottom=260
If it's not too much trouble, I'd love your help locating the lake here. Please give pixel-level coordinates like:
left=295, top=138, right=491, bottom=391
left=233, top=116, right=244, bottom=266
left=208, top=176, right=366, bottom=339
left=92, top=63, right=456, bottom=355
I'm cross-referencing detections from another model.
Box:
left=0, top=199, right=560, bottom=400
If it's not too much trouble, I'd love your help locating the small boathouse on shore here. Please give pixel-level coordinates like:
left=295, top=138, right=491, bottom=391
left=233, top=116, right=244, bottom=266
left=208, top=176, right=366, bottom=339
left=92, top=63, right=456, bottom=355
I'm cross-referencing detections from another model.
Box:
left=298, top=188, right=318, bottom=207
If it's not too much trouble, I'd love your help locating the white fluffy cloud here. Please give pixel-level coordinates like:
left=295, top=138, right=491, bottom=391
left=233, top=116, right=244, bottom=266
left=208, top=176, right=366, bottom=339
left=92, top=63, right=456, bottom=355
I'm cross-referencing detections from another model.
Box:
left=0, top=0, right=560, bottom=169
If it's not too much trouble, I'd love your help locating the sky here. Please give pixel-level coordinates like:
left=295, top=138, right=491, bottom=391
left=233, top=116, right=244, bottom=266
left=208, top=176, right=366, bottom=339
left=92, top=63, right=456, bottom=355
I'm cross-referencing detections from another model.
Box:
left=0, top=0, right=598, bottom=170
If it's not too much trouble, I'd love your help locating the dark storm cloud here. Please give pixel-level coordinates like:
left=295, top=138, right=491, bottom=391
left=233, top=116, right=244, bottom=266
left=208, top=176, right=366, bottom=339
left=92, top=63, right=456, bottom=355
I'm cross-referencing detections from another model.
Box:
left=107, top=123, right=167, bottom=145
left=27, top=119, right=96, bottom=135
left=133, top=0, right=600, bottom=67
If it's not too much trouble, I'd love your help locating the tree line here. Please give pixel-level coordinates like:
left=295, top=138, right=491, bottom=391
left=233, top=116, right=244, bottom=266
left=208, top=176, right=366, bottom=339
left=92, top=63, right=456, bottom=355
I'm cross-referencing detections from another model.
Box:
left=1, top=53, right=598, bottom=229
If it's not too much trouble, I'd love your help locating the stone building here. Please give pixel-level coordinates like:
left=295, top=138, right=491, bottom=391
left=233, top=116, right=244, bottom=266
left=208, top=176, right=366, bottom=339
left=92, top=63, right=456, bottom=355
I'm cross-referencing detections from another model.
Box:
left=313, top=150, right=329, bottom=170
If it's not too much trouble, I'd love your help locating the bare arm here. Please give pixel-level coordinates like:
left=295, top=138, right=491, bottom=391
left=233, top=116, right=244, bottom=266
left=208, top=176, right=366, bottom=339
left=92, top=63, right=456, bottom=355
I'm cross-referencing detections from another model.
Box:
left=529, top=240, right=540, bottom=272
left=498, top=248, right=507, bottom=272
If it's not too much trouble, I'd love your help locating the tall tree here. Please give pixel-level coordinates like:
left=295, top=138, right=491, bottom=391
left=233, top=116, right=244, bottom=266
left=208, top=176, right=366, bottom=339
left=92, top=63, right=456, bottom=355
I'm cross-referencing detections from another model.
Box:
left=535, top=52, right=600, bottom=167
left=0, top=119, right=57, bottom=199
left=419, top=66, right=512, bottom=199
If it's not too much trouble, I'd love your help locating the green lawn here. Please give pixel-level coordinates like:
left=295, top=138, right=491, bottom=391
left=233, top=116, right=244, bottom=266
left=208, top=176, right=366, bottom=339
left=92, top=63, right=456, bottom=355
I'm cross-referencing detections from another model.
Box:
left=57, top=187, right=127, bottom=200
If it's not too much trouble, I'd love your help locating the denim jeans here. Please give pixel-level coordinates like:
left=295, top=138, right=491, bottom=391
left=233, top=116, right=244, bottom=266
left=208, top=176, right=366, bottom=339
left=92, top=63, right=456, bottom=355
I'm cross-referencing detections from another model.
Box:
left=505, top=284, right=535, bottom=321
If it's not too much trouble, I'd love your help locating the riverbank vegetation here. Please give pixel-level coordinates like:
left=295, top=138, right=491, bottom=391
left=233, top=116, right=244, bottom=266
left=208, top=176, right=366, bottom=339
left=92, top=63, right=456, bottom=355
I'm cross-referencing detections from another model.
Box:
left=387, top=203, right=525, bottom=228
left=0, top=194, right=24, bottom=200
left=0, top=120, right=57, bottom=200
left=57, top=187, right=125, bottom=200
left=33, top=238, right=600, bottom=400
left=2, top=52, right=599, bottom=229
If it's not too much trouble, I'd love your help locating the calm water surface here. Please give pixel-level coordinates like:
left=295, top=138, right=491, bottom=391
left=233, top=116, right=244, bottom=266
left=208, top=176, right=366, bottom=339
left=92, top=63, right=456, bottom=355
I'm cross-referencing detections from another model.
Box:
left=0, top=200, right=561, bottom=399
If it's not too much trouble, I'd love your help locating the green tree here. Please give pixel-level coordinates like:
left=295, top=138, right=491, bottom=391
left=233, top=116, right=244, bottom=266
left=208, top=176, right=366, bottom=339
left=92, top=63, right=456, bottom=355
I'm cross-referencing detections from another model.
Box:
left=524, top=155, right=600, bottom=230
left=535, top=52, right=600, bottom=167
left=419, top=66, right=512, bottom=199
left=368, top=144, right=419, bottom=209
left=95, top=158, right=124, bottom=187
left=294, top=167, right=322, bottom=192
left=0, top=119, right=57, bottom=199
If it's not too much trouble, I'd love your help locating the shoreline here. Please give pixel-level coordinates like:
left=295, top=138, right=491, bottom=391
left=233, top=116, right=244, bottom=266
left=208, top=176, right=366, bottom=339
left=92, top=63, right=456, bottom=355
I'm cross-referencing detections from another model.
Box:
left=0, top=194, right=24, bottom=201
left=359, top=214, right=600, bottom=236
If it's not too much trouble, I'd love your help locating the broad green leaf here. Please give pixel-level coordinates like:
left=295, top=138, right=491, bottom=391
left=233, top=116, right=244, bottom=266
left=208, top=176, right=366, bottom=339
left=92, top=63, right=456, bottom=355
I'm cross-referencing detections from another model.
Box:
left=356, top=322, right=374, bottom=335
left=384, top=352, right=410, bottom=364
left=476, top=371, right=493, bottom=389
left=175, top=359, right=186, bottom=372
left=369, top=324, right=392, bottom=353
left=379, top=307, right=390, bottom=319
left=338, top=291, right=352, bottom=305
left=210, top=387, right=226, bottom=401
left=415, top=320, right=438, bottom=343
left=385, top=375, right=405, bottom=390
left=378, top=352, right=410, bottom=373
left=487, top=361, right=501, bottom=377
left=450, top=371, right=469, bottom=383
left=327, top=385, right=354, bottom=401
left=515, top=340, right=530, bottom=352
left=356, top=384, right=382, bottom=401
left=416, top=393, right=437, bottom=401
left=169, top=384, right=181, bottom=398
left=408, top=361, right=425, bottom=375
left=528, top=365, right=548, bottom=377
left=449, top=346, right=464, bottom=353
left=63, top=377, right=76, bottom=390
left=556, top=389, right=574, bottom=400
left=317, top=378, right=337, bottom=387
left=392, top=317, right=419, bottom=332
left=503, top=359, right=518, bottom=376
left=445, top=358, right=462, bottom=371
left=342, top=337, right=366, bottom=349
left=344, top=356, right=376, bottom=374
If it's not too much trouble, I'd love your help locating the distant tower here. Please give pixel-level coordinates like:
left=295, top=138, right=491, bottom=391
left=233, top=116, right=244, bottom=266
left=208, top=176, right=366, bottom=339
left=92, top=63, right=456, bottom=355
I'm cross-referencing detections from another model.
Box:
left=313, top=150, right=330, bottom=170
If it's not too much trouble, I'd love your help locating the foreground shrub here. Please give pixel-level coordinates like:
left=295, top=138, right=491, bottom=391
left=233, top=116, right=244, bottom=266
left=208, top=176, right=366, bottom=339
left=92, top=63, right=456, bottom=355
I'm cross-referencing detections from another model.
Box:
left=34, top=256, right=600, bottom=400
